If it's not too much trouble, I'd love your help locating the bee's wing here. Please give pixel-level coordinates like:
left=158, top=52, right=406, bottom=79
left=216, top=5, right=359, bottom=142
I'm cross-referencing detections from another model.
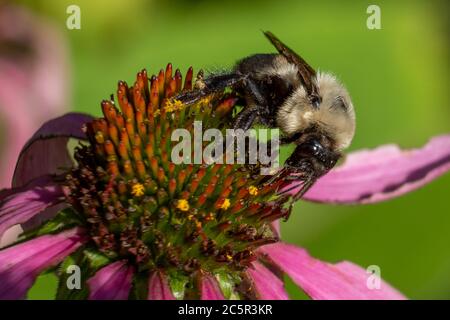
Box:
left=263, top=31, right=319, bottom=97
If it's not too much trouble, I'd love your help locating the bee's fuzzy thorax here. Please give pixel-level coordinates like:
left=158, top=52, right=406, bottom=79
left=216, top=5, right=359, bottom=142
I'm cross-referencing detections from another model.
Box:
left=276, top=71, right=355, bottom=150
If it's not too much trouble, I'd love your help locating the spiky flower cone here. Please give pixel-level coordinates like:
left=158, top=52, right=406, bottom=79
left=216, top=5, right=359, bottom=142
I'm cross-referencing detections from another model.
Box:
left=61, top=64, right=290, bottom=299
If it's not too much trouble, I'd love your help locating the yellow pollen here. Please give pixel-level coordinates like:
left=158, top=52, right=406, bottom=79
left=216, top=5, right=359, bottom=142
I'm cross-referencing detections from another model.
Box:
left=164, top=100, right=175, bottom=112
left=176, top=199, right=190, bottom=211
left=131, top=183, right=145, bottom=197
left=164, top=99, right=183, bottom=113
left=226, top=254, right=233, bottom=261
left=220, top=198, right=231, bottom=210
left=248, top=186, right=259, bottom=196
left=187, top=214, right=194, bottom=221
left=199, top=97, right=211, bottom=105
left=173, top=99, right=184, bottom=110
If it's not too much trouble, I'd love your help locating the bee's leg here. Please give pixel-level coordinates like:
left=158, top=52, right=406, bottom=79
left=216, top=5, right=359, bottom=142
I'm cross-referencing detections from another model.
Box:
left=203, top=73, right=246, bottom=91
left=233, top=78, right=268, bottom=131
left=175, top=73, right=245, bottom=105
left=175, top=90, right=206, bottom=105
left=233, top=105, right=259, bottom=131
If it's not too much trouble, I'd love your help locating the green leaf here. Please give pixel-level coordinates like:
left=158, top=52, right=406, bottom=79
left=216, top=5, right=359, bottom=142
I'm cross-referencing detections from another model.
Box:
left=129, top=272, right=149, bottom=300
left=55, top=247, right=111, bottom=300
left=83, top=248, right=111, bottom=270
left=20, top=208, right=84, bottom=242
left=55, top=249, right=90, bottom=300
left=168, top=272, right=189, bottom=300
left=215, top=271, right=240, bottom=300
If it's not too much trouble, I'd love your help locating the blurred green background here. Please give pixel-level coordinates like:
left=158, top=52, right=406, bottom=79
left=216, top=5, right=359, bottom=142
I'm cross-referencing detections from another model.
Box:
left=13, top=0, right=450, bottom=299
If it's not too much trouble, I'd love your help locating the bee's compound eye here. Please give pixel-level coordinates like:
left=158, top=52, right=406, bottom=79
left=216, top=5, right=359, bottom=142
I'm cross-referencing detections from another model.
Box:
left=299, top=140, right=322, bottom=157
left=312, top=144, right=319, bottom=152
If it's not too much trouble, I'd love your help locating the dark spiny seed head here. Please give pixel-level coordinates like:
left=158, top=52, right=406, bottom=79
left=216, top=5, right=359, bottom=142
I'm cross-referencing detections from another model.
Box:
left=64, top=65, right=291, bottom=298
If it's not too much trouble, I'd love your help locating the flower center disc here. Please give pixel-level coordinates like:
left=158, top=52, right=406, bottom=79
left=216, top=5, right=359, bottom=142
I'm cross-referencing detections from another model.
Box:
left=65, top=65, right=290, bottom=296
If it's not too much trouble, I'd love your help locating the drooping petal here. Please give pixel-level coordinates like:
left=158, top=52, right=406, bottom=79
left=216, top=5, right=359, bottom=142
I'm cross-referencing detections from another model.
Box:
left=333, top=261, right=407, bottom=300
left=147, top=271, right=175, bottom=300
left=87, top=260, right=134, bottom=300
left=247, top=261, right=289, bottom=300
left=12, top=112, right=93, bottom=188
left=0, top=227, right=86, bottom=299
left=200, top=274, right=225, bottom=300
left=259, top=242, right=406, bottom=300
left=285, top=135, right=450, bottom=204
left=0, top=175, right=65, bottom=242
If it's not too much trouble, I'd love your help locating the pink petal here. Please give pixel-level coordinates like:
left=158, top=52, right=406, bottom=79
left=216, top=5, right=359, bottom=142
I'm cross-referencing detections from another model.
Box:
left=147, top=271, right=175, bottom=300
left=0, top=4, right=70, bottom=189
left=286, top=135, right=450, bottom=204
left=271, top=220, right=281, bottom=237
left=200, top=274, right=225, bottom=300
left=247, top=261, right=289, bottom=300
left=0, top=175, right=65, bottom=241
left=0, top=225, right=23, bottom=248
left=12, top=113, right=93, bottom=188
left=259, top=242, right=406, bottom=300
left=0, top=63, right=36, bottom=189
left=0, top=227, right=86, bottom=299
left=87, top=260, right=134, bottom=300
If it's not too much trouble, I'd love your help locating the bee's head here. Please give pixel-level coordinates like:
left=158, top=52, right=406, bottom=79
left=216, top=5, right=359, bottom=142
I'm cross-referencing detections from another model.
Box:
left=277, top=71, right=356, bottom=152
left=285, top=134, right=341, bottom=178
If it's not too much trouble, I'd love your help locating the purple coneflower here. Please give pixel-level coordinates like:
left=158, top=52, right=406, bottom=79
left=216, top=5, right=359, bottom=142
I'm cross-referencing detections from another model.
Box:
left=0, top=65, right=449, bottom=300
